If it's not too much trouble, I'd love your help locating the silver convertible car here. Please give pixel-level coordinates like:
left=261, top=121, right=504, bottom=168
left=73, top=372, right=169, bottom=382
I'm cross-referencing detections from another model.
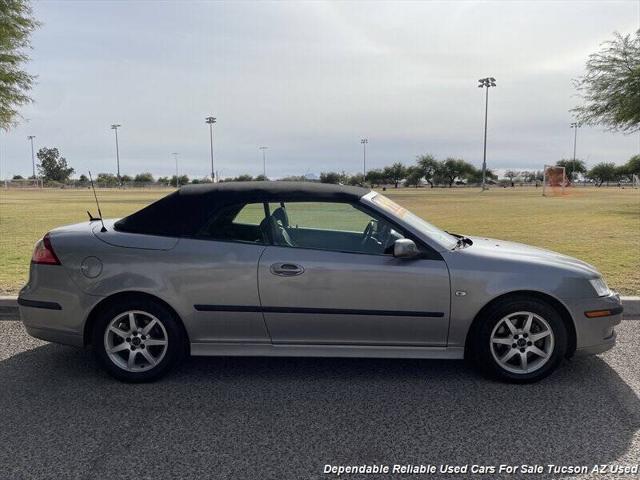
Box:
left=19, top=182, right=622, bottom=382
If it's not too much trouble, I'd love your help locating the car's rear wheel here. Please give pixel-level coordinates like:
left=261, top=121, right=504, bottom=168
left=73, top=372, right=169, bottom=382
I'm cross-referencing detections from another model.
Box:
left=92, top=299, right=185, bottom=382
left=470, top=297, right=567, bottom=383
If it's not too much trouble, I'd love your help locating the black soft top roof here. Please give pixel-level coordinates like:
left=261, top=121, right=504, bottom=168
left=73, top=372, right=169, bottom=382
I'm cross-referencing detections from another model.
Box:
left=115, top=181, right=371, bottom=236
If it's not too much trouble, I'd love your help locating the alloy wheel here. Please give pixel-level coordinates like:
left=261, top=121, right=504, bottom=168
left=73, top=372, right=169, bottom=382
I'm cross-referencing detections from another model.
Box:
left=489, top=311, right=555, bottom=375
left=104, top=310, right=168, bottom=372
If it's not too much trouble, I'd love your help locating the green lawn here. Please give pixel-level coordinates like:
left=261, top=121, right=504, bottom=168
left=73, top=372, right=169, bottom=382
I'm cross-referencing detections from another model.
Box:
left=1, top=186, right=638, bottom=295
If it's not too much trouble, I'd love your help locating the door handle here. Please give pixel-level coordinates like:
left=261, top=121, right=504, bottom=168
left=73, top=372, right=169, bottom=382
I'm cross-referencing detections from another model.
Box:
left=270, top=262, right=305, bottom=276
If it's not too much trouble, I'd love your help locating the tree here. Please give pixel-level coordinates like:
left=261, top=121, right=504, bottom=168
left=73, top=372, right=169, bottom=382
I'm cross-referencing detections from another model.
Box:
left=439, top=158, right=474, bottom=187
left=120, top=174, right=132, bottom=183
left=96, top=172, right=118, bottom=186
left=467, top=167, right=497, bottom=185
left=0, top=1, right=39, bottom=130
left=280, top=175, right=307, bottom=182
left=504, top=170, right=519, bottom=185
left=625, top=154, right=640, bottom=176
left=383, top=162, right=407, bottom=188
left=365, top=169, right=385, bottom=187
left=170, top=175, right=189, bottom=187
left=228, top=174, right=253, bottom=182
left=190, top=177, right=212, bottom=184
left=588, top=162, right=619, bottom=186
left=616, top=156, right=640, bottom=182
left=521, top=171, right=535, bottom=183
left=320, top=171, right=342, bottom=184
left=404, top=166, right=423, bottom=188
left=534, top=170, right=544, bottom=183
left=157, top=176, right=169, bottom=185
left=572, top=30, right=640, bottom=133
left=134, top=172, right=154, bottom=183
left=416, top=154, right=439, bottom=188
left=11, top=174, right=23, bottom=179
left=254, top=174, right=268, bottom=181
left=36, top=147, right=74, bottom=182
left=556, top=159, right=587, bottom=183
left=346, top=173, right=365, bottom=186
left=78, top=174, right=88, bottom=183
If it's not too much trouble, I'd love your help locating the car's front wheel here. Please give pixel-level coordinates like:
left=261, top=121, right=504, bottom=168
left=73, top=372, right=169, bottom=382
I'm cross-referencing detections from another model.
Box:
left=92, top=299, right=185, bottom=382
left=470, top=297, right=568, bottom=383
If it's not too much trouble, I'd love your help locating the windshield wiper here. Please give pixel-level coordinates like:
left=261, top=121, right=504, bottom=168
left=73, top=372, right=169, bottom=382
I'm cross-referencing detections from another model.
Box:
left=448, top=232, right=472, bottom=249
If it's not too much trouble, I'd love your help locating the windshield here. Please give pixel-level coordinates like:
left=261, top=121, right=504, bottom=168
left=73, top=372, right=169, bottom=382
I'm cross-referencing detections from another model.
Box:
left=369, top=193, right=458, bottom=250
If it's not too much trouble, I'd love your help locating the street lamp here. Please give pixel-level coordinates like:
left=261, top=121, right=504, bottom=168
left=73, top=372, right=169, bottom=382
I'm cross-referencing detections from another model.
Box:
left=360, top=138, right=368, bottom=179
left=172, top=152, right=179, bottom=187
left=111, top=124, right=122, bottom=185
left=259, top=146, right=268, bottom=178
left=478, top=77, right=496, bottom=191
left=205, top=116, right=216, bottom=182
left=570, top=122, right=580, bottom=162
left=27, top=135, right=36, bottom=179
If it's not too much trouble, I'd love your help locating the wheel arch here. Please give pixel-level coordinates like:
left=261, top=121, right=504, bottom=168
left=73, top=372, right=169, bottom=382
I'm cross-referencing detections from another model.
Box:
left=83, top=291, right=190, bottom=353
left=464, top=290, right=576, bottom=359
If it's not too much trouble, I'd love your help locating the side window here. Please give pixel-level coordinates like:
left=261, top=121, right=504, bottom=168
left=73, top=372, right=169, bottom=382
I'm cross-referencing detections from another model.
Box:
left=196, top=202, right=267, bottom=244
left=233, top=203, right=265, bottom=225
left=266, top=201, right=405, bottom=255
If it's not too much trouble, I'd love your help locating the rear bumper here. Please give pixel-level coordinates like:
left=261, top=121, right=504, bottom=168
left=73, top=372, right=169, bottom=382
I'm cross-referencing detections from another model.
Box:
left=19, top=296, right=86, bottom=347
left=19, top=264, right=102, bottom=347
left=23, top=324, right=84, bottom=347
left=17, top=297, right=62, bottom=310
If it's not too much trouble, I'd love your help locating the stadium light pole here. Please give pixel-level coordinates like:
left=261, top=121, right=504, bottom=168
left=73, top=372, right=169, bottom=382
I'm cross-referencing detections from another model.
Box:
left=478, top=77, right=496, bottom=191
left=570, top=122, right=580, bottom=162
left=27, top=135, right=36, bottom=179
left=360, top=138, right=368, bottom=179
left=172, top=152, right=179, bottom=187
left=111, top=124, right=122, bottom=186
left=259, top=146, right=268, bottom=178
left=205, top=116, right=216, bottom=182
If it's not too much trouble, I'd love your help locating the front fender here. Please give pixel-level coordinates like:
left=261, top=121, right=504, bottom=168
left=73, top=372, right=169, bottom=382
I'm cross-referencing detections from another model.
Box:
left=443, top=250, right=591, bottom=348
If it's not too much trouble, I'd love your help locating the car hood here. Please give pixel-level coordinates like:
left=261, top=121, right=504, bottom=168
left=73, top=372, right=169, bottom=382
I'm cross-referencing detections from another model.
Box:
left=465, top=236, right=600, bottom=277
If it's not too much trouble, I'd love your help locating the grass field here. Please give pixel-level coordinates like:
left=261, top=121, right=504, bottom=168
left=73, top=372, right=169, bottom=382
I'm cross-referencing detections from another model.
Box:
left=1, top=186, right=638, bottom=295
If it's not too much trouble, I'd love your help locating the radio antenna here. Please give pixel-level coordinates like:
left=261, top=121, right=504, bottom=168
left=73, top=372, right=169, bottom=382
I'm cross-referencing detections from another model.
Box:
left=88, top=171, right=107, bottom=232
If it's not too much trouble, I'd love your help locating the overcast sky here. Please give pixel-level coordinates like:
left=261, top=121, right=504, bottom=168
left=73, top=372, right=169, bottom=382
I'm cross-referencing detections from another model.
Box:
left=1, top=0, right=639, bottom=180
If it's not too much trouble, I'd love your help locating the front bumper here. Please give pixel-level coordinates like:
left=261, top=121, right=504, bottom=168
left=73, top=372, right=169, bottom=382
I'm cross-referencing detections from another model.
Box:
left=565, top=292, right=623, bottom=356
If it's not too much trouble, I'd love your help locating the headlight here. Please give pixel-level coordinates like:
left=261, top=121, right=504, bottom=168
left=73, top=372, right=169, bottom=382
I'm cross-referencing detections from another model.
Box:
left=589, top=277, right=610, bottom=297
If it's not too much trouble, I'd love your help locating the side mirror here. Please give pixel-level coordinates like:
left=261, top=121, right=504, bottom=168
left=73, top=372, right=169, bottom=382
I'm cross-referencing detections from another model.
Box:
left=393, top=238, right=420, bottom=258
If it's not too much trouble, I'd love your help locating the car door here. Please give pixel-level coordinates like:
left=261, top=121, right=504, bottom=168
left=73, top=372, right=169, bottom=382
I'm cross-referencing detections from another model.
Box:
left=169, top=202, right=271, bottom=345
left=258, top=201, right=451, bottom=346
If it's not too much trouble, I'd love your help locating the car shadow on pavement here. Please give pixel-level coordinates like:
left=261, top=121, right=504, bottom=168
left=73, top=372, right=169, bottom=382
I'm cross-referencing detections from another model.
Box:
left=0, top=342, right=638, bottom=480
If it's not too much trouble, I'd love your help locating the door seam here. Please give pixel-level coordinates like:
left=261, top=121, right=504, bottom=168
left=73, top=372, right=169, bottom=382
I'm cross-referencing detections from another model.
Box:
left=256, top=245, right=274, bottom=343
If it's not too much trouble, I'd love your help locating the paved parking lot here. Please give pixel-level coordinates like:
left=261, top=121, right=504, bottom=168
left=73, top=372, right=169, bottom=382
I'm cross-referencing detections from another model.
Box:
left=0, top=319, right=638, bottom=480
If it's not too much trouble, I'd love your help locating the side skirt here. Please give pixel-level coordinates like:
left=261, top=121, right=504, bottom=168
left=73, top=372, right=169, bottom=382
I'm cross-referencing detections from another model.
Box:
left=190, top=342, right=464, bottom=359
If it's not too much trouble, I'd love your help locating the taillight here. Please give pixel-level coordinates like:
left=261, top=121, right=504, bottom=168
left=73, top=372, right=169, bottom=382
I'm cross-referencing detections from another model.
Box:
left=31, top=233, right=61, bottom=265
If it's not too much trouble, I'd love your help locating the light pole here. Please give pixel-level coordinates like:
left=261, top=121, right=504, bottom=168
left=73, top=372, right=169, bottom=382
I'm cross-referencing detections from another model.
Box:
left=478, top=77, right=496, bottom=191
left=570, top=122, right=580, bottom=162
left=205, top=116, right=216, bottom=182
left=172, top=152, right=179, bottom=187
left=360, top=138, right=368, bottom=179
left=111, top=124, right=122, bottom=185
left=27, top=135, right=36, bottom=179
left=259, top=146, right=268, bottom=178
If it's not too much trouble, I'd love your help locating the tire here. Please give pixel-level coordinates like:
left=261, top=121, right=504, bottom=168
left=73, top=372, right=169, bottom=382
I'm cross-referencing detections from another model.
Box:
left=469, top=297, right=568, bottom=383
left=92, top=298, right=186, bottom=382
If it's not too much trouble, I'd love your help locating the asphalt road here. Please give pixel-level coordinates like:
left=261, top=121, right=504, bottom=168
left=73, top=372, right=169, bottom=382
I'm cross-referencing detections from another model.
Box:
left=0, top=319, right=638, bottom=480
